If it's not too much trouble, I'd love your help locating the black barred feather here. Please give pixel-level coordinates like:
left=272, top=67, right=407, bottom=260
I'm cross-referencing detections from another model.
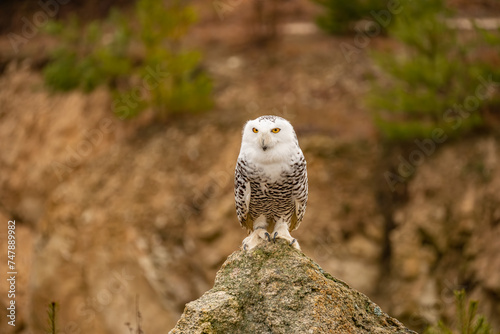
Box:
left=234, top=154, right=308, bottom=231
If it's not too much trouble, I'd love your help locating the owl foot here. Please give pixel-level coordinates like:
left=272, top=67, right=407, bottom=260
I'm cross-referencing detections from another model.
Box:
left=272, top=225, right=301, bottom=250
left=242, top=227, right=272, bottom=250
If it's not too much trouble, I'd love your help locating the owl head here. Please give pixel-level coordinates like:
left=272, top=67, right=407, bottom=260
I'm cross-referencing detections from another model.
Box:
left=240, top=115, right=299, bottom=159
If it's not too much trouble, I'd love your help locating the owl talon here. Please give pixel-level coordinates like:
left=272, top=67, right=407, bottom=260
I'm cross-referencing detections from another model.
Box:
left=242, top=226, right=270, bottom=250
left=265, top=232, right=271, bottom=242
left=290, top=239, right=296, bottom=247
left=273, top=232, right=278, bottom=242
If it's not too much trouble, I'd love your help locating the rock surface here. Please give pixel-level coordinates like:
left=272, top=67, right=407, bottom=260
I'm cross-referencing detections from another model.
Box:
left=169, top=241, right=416, bottom=334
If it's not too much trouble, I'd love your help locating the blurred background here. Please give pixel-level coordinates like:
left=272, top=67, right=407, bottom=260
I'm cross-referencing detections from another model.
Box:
left=0, top=0, right=499, bottom=333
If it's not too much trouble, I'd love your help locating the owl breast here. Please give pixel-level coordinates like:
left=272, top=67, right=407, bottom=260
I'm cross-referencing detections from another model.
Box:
left=246, top=160, right=302, bottom=223
left=235, top=147, right=308, bottom=232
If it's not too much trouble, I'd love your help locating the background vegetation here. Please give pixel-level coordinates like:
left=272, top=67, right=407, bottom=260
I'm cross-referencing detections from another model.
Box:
left=425, top=290, right=493, bottom=334
left=366, top=0, right=500, bottom=141
left=43, top=0, right=213, bottom=120
left=311, top=0, right=500, bottom=141
left=312, top=0, right=387, bottom=34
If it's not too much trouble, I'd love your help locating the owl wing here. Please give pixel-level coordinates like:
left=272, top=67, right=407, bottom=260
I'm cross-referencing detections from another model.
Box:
left=235, top=158, right=252, bottom=230
left=290, top=156, right=308, bottom=231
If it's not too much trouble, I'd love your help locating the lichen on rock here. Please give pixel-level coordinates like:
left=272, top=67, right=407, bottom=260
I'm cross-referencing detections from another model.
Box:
left=169, top=240, right=416, bottom=334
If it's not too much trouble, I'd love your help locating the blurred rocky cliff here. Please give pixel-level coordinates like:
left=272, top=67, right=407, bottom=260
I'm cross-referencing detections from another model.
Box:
left=0, top=61, right=499, bottom=334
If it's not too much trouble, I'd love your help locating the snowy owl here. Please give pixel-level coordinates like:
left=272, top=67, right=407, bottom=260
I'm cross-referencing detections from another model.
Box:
left=234, top=115, right=308, bottom=250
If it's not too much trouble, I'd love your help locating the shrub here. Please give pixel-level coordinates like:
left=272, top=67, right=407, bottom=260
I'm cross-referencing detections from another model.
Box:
left=368, top=0, right=500, bottom=141
left=46, top=302, right=57, bottom=334
left=43, top=14, right=131, bottom=93
left=43, top=0, right=213, bottom=120
left=424, top=290, right=494, bottom=334
left=311, top=0, right=387, bottom=34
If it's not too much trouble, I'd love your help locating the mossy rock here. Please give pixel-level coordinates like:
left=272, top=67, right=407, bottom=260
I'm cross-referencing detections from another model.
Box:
left=169, top=240, right=416, bottom=334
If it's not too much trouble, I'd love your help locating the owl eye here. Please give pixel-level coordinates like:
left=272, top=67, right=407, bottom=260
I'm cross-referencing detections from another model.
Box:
left=271, top=128, right=281, bottom=133
left=252, top=128, right=259, bottom=133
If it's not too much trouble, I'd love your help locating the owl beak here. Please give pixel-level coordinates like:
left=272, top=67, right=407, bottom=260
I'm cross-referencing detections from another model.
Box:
left=259, top=133, right=271, bottom=151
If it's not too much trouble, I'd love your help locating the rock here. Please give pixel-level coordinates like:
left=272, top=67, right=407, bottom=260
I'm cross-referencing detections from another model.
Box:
left=169, top=240, right=416, bottom=334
